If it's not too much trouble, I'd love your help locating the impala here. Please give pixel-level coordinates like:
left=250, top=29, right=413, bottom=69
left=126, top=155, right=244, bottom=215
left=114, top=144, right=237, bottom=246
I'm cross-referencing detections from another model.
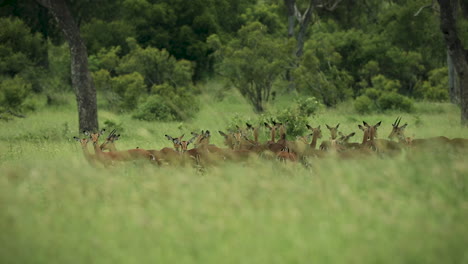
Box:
left=387, top=117, right=451, bottom=149
left=88, top=130, right=157, bottom=166
left=73, top=136, right=97, bottom=166
left=363, top=121, right=402, bottom=156
left=319, top=123, right=340, bottom=150
left=300, top=124, right=327, bottom=158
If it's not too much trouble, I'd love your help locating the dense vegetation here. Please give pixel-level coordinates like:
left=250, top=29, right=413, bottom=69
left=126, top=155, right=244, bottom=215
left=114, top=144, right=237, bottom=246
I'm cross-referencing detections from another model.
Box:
left=1, top=0, right=464, bottom=122
left=1, top=89, right=467, bottom=263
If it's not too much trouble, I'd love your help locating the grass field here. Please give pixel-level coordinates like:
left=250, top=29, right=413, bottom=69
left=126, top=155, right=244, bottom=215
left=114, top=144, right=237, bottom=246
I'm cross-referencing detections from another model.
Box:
left=1, top=88, right=468, bottom=264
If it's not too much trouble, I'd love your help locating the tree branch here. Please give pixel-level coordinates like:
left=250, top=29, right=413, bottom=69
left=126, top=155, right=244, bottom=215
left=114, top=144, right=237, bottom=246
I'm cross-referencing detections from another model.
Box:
left=414, top=0, right=438, bottom=16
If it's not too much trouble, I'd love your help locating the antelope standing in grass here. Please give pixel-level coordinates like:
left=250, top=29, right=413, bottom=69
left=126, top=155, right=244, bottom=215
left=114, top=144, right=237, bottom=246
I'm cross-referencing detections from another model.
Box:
left=319, top=123, right=340, bottom=151
left=363, top=121, right=402, bottom=156
left=296, top=124, right=327, bottom=159
left=388, top=117, right=451, bottom=148
left=73, top=136, right=98, bottom=167
left=99, top=129, right=162, bottom=165
left=88, top=130, right=157, bottom=166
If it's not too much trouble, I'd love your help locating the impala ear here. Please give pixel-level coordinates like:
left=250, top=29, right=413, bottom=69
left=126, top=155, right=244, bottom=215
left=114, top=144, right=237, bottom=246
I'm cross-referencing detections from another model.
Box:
left=83, top=131, right=90, bottom=136
left=336, top=123, right=340, bottom=129
left=219, top=131, right=227, bottom=138
left=179, top=134, right=185, bottom=140
left=306, top=124, right=311, bottom=129
left=375, top=121, right=382, bottom=127
left=358, top=124, right=364, bottom=131
left=165, top=134, right=173, bottom=141
left=73, top=136, right=81, bottom=142
left=349, top=132, right=356, bottom=137
left=317, top=125, right=320, bottom=130
left=99, top=129, right=105, bottom=135
left=326, top=124, right=331, bottom=129
left=401, top=123, right=408, bottom=129
left=114, top=134, right=120, bottom=140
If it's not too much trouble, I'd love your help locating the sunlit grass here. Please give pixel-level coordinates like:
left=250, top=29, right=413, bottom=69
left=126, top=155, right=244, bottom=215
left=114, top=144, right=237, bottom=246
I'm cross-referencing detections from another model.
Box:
left=0, top=89, right=467, bottom=264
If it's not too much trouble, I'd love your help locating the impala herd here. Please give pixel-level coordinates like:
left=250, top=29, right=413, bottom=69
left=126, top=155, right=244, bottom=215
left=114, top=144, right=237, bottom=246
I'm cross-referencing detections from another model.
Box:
left=74, top=117, right=468, bottom=167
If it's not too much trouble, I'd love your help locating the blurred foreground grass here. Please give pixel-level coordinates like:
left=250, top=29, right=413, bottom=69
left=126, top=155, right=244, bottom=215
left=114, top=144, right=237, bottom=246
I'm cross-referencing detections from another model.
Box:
left=0, top=90, right=467, bottom=264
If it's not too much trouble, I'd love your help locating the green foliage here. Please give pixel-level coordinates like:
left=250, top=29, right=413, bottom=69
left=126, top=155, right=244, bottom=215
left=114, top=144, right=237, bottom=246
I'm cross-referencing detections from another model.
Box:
left=355, top=75, right=414, bottom=113
left=82, top=19, right=135, bottom=55
left=354, top=95, right=373, bottom=114
left=295, top=96, right=322, bottom=117
left=111, top=72, right=147, bottom=110
left=417, top=67, right=449, bottom=102
left=377, top=92, right=414, bottom=112
left=133, top=86, right=199, bottom=122
left=89, top=46, right=122, bottom=74
left=214, top=21, right=289, bottom=112
left=0, top=17, right=45, bottom=77
left=0, top=76, right=32, bottom=111
left=118, top=38, right=194, bottom=88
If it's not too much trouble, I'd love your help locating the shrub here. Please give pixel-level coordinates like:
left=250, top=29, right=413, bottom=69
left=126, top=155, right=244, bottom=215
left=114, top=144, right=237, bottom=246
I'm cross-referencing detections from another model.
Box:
left=377, top=92, right=414, bottom=112
left=417, top=67, right=449, bottom=102
left=296, top=96, right=322, bottom=117
left=0, top=76, right=32, bottom=110
left=132, top=95, right=178, bottom=122
left=111, top=72, right=146, bottom=110
left=133, top=83, right=199, bottom=122
left=354, top=95, right=373, bottom=114
left=276, top=108, right=309, bottom=137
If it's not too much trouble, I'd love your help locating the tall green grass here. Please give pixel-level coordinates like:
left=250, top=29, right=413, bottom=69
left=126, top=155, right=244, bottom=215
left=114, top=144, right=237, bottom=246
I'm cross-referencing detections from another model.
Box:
left=1, top=88, right=467, bottom=264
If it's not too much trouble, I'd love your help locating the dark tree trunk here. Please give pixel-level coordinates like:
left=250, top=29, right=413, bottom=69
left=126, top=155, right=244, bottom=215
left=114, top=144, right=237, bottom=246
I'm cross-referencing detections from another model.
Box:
left=284, top=0, right=296, bottom=38
left=447, top=51, right=460, bottom=104
left=438, top=0, right=468, bottom=126
left=295, top=1, right=314, bottom=58
left=35, top=0, right=98, bottom=132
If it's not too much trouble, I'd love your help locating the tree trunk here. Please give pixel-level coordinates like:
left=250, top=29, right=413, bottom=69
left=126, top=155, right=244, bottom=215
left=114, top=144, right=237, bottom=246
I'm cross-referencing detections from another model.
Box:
left=35, top=0, right=98, bottom=132
left=438, top=0, right=468, bottom=126
left=295, top=1, right=314, bottom=57
left=447, top=51, right=460, bottom=104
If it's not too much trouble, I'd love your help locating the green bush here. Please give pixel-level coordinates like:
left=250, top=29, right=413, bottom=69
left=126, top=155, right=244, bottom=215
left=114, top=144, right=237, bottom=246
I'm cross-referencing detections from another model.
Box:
left=0, top=76, right=32, bottom=110
left=296, top=96, right=322, bottom=117
left=111, top=72, right=146, bottom=110
left=377, top=92, right=414, bottom=112
left=354, top=74, right=414, bottom=113
left=354, top=95, right=373, bottom=114
left=132, top=95, right=178, bottom=122
left=133, top=83, right=199, bottom=122
left=276, top=108, right=309, bottom=137
left=417, top=67, right=449, bottom=102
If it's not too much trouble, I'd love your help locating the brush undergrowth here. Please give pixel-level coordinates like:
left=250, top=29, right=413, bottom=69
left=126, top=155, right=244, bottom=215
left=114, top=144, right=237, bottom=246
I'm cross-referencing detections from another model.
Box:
left=0, top=88, right=467, bottom=264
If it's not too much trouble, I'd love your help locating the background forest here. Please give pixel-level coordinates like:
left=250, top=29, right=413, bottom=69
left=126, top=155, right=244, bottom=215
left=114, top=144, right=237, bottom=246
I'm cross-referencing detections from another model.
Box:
left=1, top=0, right=465, bottom=124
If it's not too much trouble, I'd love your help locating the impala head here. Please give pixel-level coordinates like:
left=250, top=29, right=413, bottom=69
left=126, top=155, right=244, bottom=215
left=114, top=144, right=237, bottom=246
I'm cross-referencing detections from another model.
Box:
left=325, top=123, right=340, bottom=140
left=219, top=131, right=236, bottom=149
left=178, top=135, right=198, bottom=153
left=358, top=124, right=370, bottom=142
left=296, top=134, right=313, bottom=144
left=306, top=124, right=322, bottom=139
left=388, top=117, right=408, bottom=141
left=87, top=129, right=106, bottom=145
left=73, top=136, right=90, bottom=148
left=232, top=127, right=244, bottom=149
left=165, top=134, right=185, bottom=151
left=338, top=132, right=356, bottom=143
left=363, top=121, right=381, bottom=141
left=192, top=130, right=211, bottom=147
left=100, top=129, right=120, bottom=151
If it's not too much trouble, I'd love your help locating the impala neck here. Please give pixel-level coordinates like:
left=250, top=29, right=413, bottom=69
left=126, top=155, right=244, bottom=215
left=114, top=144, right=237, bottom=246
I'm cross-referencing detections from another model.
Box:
left=270, top=128, right=276, bottom=143
left=254, top=128, right=258, bottom=143
left=310, top=133, right=318, bottom=149
left=362, top=130, right=369, bottom=144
